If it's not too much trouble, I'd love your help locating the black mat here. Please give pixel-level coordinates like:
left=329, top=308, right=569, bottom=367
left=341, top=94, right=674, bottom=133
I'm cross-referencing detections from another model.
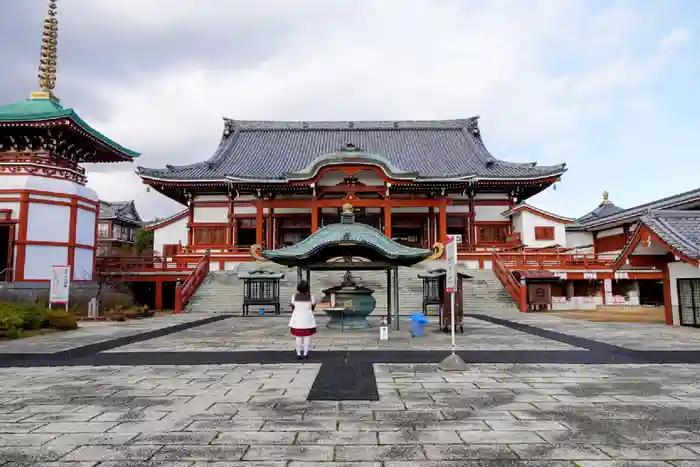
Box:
left=307, top=362, right=379, bottom=401
left=467, top=313, right=640, bottom=361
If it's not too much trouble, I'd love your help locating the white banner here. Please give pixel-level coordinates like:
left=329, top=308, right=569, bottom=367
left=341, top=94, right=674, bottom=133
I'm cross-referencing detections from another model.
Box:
left=50, top=265, right=71, bottom=305
left=445, top=235, right=458, bottom=293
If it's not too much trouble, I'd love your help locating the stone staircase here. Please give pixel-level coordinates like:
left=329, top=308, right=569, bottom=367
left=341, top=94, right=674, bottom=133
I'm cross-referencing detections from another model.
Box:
left=185, top=261, right=518, bottom=315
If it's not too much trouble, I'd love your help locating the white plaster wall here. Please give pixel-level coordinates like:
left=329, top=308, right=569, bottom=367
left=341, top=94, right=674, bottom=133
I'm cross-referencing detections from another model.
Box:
left=366, top=207, right=380, bottom=214
left=153, top=216, right=188, bottom=256
left=566, top=231, right=594, bottom=248
left=0, top=202, right=20, bottom=220
left=24, top=245, right=67, bottom=280
left=669, top=261, right=700, bottom=326
left=474, top=205, right=509, bottom=222
left=513, top=211, right=566, bottom=247
left=474, top=193, right=509, bottom=200
left=234, top=206, right=257, bottom=215
left=195, top=195, right=227, bottom=201
left=511, top=213, right=523, bottom=234
left=446, top=205, right=470, bottom=213
left=0, top=174, right=98, bottom=201
left=552, top=296, right=603, bottom=310
left=73, top=248, right=94, bottom=280
left=75, top=208, right=96, bottom=246
left=392, top=207, right=429, bottom=213
left=274, top=208, right=311, bottom=214
left=597, top=226, right=624, bottom=238
left=321, top=208, right=336, bottom=214
left=193, top=206, right=228, bottom=223
left=26, top=203, right=70, bottom=243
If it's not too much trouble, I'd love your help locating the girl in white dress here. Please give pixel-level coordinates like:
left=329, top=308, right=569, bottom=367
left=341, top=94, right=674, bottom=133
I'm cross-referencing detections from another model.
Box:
left=289, top=280, right=316, bottom=360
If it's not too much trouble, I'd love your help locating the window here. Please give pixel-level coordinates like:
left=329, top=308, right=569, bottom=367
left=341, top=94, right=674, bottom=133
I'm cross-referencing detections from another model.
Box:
left=193, top=227, right=227, bottom=245
left=163, top=244, right=179, bottom=257
left=477, top=225, right=508, bottom=244
left=534, top=226, right=555, bottom=241
left=113, top=224, right=122, bottom=240
left=98, top=223, right=110, bottom=239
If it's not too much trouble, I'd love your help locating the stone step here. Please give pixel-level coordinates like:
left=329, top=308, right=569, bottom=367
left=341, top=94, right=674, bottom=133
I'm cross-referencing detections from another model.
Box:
left=185, top=262, right=517, bottom=314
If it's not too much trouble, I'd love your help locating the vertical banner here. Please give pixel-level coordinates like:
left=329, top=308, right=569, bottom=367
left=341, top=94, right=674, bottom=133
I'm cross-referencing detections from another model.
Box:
left=445, top=235, right=458, bottom=293
left=50, top=265, right=71, bottom=306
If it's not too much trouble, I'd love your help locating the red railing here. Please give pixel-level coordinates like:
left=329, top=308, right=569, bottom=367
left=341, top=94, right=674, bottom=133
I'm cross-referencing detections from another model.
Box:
left=174, top=251, right=211, bottom=313
left=492, top=253, right=527, bottom=312
left=497, top=252, right=613, bottom=269
left=96, top=255, right=189, bottom=273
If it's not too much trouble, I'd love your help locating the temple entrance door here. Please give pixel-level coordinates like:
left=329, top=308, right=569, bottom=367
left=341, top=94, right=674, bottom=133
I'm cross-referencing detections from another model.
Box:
left=678, top=278, right=700, bottom=327
left=0, top=225, right=13, bottom=281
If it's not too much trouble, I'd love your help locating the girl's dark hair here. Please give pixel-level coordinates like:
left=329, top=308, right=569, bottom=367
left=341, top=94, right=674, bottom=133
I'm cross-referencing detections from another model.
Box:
left=297, top=280, right=310, bottom=294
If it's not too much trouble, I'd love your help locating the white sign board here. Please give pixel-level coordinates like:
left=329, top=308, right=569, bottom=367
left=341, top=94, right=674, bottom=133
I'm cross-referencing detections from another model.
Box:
left=451, top=234, right=462, bottom=244
left=379, top=326, right=389, bottom=340
left=88, top=298, right=99, bottom=318
left=614, top=271, right=629, bottom=280
left=583, top=272, right=597, bottom=280
left=49, top=265, right=71, bottom=305
left=445, top=235, right=458, bottom=293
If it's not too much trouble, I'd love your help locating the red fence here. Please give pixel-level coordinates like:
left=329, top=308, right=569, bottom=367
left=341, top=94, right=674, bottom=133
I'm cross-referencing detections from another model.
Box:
left=174, top=252, right=210, bottom=313
left=492, top=253, right=527, bottom=312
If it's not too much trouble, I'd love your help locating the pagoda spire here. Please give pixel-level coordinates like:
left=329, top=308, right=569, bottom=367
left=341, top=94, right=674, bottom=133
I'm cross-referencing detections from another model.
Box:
left=31, top=0, right=60, bottom=102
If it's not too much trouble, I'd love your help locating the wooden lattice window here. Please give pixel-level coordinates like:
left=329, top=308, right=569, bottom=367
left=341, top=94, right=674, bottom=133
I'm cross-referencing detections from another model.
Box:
left=534, top=226, right=555, bottom=241
left=193, top=227, right=227, bottom=245
left=477, top=225, right=508, bottom=243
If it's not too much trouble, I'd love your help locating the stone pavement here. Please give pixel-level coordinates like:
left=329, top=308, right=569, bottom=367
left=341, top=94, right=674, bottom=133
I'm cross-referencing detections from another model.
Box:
left=104, top=315, right=578, bottom=353
left=1, top=309, right=700, bottom=465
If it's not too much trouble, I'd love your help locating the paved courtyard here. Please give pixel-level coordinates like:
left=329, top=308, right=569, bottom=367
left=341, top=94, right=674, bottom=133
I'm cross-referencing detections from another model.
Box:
left=2, top=309, right=700, bottom=466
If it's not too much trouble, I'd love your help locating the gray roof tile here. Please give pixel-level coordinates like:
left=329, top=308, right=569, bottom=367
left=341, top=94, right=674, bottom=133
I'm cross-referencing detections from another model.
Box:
left=641, top=210, right=700, bottom=261
left=99, top=200, right=143, bottom=225
left=575, top=187, right=700, bottom=230
left=136, top=118, right=566, bottom=181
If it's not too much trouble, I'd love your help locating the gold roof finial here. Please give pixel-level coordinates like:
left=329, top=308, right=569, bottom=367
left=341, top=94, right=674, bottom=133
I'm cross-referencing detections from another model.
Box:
left=602, top=191, right=611, bottom=205
left=31, top=0, right=60, bottom=102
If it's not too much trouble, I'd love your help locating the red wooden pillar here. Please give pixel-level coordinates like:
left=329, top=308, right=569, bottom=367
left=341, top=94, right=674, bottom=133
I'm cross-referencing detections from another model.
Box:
left=256, top=196, right=264, bottom=245
left=384, top=205, right=392, bottom=238
left=311, top=202, right=319, bottom=233
left=266, top=209, right=274, bottom=247
left=438, top=205, right=447, bottom=243
left=662, top=264, right=673, bottom=325
left=187, top=204, right=194, bottom=246
left=155, top=278, right=163, bottom=311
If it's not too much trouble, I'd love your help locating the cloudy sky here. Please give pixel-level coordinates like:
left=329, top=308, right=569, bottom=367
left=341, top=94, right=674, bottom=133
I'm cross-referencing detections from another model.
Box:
left=2, top=0, right=698, bottom=220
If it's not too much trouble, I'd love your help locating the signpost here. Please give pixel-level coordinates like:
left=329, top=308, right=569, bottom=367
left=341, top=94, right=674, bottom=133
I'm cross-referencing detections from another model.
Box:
left=49, top=265, right=71, bottom=311
left=439, top=236, right=467, bottom=371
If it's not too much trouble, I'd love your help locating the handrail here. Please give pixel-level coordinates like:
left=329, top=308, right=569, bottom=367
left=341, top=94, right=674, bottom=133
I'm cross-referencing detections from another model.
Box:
left=0, top=267, right=13, bottom=283
left=492, top=253, right=527, bottom=312
left=174, top=251, right=210, bottom=313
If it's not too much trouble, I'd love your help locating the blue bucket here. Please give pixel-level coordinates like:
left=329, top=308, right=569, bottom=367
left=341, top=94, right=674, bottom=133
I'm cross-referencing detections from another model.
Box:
left=259, top=308, right=265, bottom=316
left=410, top=313, right=428, bottom=337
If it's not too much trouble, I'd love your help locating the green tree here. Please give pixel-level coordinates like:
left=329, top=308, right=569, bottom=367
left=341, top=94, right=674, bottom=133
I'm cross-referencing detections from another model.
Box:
left=133, top=228, right=154, bottom=254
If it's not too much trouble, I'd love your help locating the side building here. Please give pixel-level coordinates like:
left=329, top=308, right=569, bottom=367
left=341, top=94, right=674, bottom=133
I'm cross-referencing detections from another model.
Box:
left=97, top=200, right=144, bottom=255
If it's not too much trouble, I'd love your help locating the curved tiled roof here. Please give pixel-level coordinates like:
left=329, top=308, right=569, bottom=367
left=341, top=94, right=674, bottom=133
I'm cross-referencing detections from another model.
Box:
left=0, top=98, right=139, bottom=160
left=137, top=118, right=566, bottom=182
left=641, top=210, right=700, bottom=261
left=574, top=187, right=700, bottom=230
left=575, top=202, right=625, bottom=224
left=99, top=200, right=143, bottom=225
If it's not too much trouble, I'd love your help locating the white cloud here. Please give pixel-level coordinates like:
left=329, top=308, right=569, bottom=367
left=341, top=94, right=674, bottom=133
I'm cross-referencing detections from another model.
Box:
left=64, top=0, right=690, bottom=219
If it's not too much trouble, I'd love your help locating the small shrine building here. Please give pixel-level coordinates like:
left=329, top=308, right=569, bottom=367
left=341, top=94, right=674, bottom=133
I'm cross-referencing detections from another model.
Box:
left=0, top=1, right=138, bottom=289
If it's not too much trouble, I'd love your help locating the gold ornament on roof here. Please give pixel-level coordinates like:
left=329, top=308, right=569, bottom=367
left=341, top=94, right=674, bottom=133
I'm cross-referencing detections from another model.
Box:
left=341, top=203, right=354, bottom=213
left=31, top=0, right=60, bottom=101
left=602, top=191, right=611, bottom=205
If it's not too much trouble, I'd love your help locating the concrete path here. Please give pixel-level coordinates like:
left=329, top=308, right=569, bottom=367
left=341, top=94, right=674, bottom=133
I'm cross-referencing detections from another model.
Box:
left=1, top=309, right=700, bottom=465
